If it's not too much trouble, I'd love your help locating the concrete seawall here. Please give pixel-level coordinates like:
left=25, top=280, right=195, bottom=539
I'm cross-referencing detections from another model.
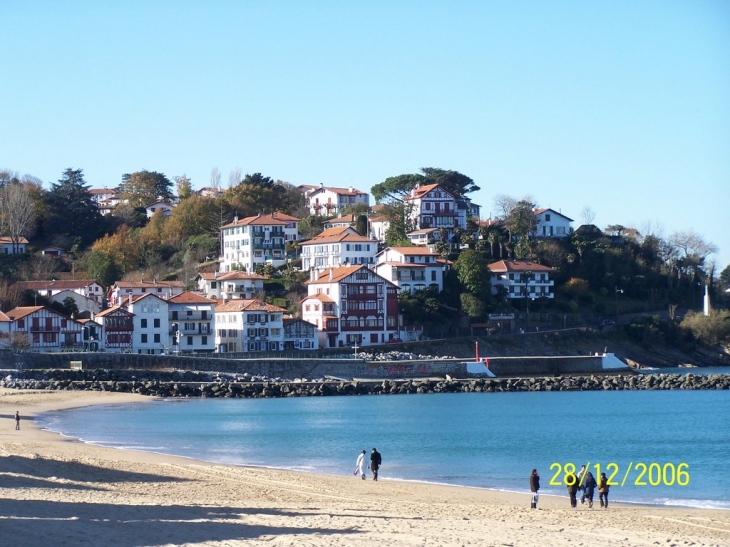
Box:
left=0, top=352, right=614, bottom=379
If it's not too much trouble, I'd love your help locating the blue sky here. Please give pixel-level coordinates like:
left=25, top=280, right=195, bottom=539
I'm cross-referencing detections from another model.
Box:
left=1, top=1, right=728, bottom=270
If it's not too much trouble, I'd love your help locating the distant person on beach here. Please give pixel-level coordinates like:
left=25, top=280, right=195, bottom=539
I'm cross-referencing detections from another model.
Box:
left=577, top=464, right=587, bottom=504
left=567, top=473, right=579, bottom=508
left=355, top=450, right=368, bottom=480
left=598, top=473, right=610, bottom=508
left=15, top=411, right=20, bottom=430
left=583, top=471, right=597, bottom=508
left=370, top=448, right=382, bottom=481
left=529, top=469, right=540, bottom=509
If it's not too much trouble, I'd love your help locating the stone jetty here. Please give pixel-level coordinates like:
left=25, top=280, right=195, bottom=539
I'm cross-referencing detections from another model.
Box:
left=2, top=369, right=728, bottom=398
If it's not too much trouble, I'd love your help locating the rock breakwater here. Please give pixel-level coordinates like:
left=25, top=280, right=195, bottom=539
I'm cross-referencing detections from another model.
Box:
left=2, top=369, right=729, bottom=398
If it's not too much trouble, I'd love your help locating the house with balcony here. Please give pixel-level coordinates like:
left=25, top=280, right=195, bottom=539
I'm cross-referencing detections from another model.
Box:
left=374, top=247, right=446, bottom=294
left=283, top=318, right=319, bottom=350
left=304, top=184, right=370, bottom=216
left=78, top=317, right=104, bottom=351
left=299, top=227, right=379, bottom=271
left=94, top=305, right=134, bottom=353
left=534, top=208, right=573, bottom=238
left=302, top=264, right=399, bottom=348
left=404, top=184, right=466, bottom=240
left=406, top=227, right=439, bottom=246
left=196, top=271, right=266, bottom=300
left=215, top=299, right=286, bottom=353
left=487, top=260, right=555, bottom=300
left=126, top=294, right=170, bottom=355
left=323, top=214, right=358, bottom=230
left=167, top=292, right=215, bottom=354
left=219, top=212, right=301, bottom=273
left=109, top=280, right=184, bottom=306
left=0, top=306, right=84, bottom=352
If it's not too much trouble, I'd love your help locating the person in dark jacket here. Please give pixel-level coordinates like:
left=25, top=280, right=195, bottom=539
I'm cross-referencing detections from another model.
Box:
left=529, top=469, right=540, bottom=509
left=370, top=448, right=382, bottom=481
left=567, top=473, right=579, bottom=507
left=583, top=471, right=597, bottom=508
left=598, top=472, right=610, bottom=508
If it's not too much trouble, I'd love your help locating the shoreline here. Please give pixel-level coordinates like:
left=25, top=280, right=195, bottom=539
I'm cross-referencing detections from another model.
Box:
left=2, top=389, right=730, bottom=546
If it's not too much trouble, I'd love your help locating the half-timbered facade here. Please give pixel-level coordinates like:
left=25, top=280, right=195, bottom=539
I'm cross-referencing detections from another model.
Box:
left=0, top=306, right=83, bottom=352
left=302, top=265, right=399, bottom=348
left=215, top=299, right=286, bottom=353
left=94, top=306, right=134, bottom=353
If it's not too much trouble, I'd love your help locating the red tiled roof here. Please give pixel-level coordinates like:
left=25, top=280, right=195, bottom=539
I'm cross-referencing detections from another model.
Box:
left=221, top=212, right=301, bottom=229
left=14, top=279, right=103, bottom=291
left=95, top=305, right=133, bottom=318
left=215, top=299, right=286, bottom=313
left=167, top=292, right=216, bottom=304
left=301, top=293, right=335, bottom=303
left=386, top=247, right=439, bottom=256
left=487, top=260, right=554, bottom=273
left=4, top=306, right=56, bottom=320
left=198, top=271, right=266, bottom=281
left=114, top=280, right=184, bottom=289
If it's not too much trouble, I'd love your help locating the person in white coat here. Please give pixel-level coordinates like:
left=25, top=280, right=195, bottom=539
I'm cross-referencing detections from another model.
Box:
left=355, top=450, right=368, bottom=480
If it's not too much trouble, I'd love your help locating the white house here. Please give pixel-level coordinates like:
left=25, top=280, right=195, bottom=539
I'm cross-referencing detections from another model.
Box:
left=78, top=317, right=104, bottom=351
left=406, top=228, right=439, bottom=246
left=323, top=214, right=359, bottom=230
left=0, top=306, right=84, bottom=352
left=215, top=299, right=286, bottom=353
left=302, top=265, right=400, bottom=348
left=533, top=208, right=573, bottom=238
left=167, top=292, right=216, bottom=354
left=304, top=184, right=369, bottom=216
left=14, top=279, right=106, bottom=306
left=299, top=227, right=379, bottom=271
left=196, top=271, right=266, bottom=300
left=109, top=280, right=185, bottom=306
left=126, top=294, right=170, bottom=355
left=219, top=212, right=301, bottom=273
left=282, top=318, right=319, bottom=351
left=0, top=236, right=28, bottom=254
left=368, top=215, right=390, bottom=243
left=487, top=260, right=555, bottom=300
left=374, top=247, right=446, bottom=294
left=49, top=289, right=102, bottom=314
left=146, top=202, right=174, bottom=218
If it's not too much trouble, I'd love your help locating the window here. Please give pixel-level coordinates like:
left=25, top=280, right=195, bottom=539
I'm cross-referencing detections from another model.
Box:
left=545, top=214, right=551, bottom=221
left=202, top=336, right=208, bottom=345
left=141, top=319, right=147, bottom=328
left=154, top=318, right=160, bottom=328
left=154, top=334, right=160, bottom=343
left=431, top=270, right=437, bottom=281
left=18, top=319, right=24, bottom=328
left=187, top=336, right=193, bottom=346
left=172, top=311, right=178, bottom=320
left=141, top=334, right=148, bottom=343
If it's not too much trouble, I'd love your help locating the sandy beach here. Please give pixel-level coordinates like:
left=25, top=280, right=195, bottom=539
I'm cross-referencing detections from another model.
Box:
left=1, top=388, right=728, bottom=547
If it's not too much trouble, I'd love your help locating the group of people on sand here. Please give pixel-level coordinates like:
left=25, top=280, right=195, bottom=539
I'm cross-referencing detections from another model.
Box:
left=354, top=448, right=382, bottom=481
left=530, top=465, right=610, bottom=510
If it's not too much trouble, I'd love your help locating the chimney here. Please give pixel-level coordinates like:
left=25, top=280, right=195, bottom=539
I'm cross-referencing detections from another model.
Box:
left=319, top=182, right=324, bottom=188
left=329, top=268, right=333, bottom=281
left=349, top=186, right=354, bottom=193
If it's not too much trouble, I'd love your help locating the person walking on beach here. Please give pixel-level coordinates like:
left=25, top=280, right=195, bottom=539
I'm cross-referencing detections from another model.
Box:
left=583, top=471, right=597, bottom=508
left=567, top=473, right=579, bottom=508
left=355, top=450, right=368, bottom=480
left=370, top=448, right=382, bottom=481
left=529, top=469, right=540, bottom=509
left=577, top=464, right=587, bottom=504
left=598, top=472, right=610, bottom=508
left=15, top=411, right=20, bottom=430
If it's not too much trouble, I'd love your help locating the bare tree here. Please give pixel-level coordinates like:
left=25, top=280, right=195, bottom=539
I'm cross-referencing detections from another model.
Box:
left=0, top=182, right=37, bottom=252
left=210, top=167, right=221, bottom=191
left=229, top=167, right=242, bottom=189
left=580, top=206, right=596, bottom=226
left=493, top=194, right=517, bottom=220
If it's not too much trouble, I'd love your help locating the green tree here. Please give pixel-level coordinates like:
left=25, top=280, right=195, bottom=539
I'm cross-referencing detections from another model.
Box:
left=45, top=168, right=103, bottom=247
left=371, top=167, right=479, bottom=204
left=381, top=202, right=414, bottom=246
left=453, top=249, right=490, bottom=299
left=119, top=170, right=174, bottom=207
left=174, top=174, right=193, bottom=201
left=355, top=214, right=368, bottom=237
left=225, top=173, right=303, bottom=218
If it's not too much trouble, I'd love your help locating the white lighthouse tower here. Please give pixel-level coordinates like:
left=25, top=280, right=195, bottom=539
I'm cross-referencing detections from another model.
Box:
left=703, top=284, right=711, bottom=316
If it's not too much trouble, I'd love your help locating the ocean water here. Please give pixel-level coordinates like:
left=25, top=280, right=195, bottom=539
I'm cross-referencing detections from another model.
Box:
left=38, top=390, right=730, bottom=509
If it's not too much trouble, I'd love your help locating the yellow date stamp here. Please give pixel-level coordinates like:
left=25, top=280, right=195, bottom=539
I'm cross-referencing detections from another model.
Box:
left=549, top=462, right=690, bottom=487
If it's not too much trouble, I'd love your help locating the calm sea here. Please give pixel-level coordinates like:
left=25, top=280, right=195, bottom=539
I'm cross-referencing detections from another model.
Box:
left=38, top=390, right=730, bottom=509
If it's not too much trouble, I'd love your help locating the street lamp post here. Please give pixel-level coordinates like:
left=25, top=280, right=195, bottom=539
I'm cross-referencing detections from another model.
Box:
left=614, top=286, right=623, bottom=318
